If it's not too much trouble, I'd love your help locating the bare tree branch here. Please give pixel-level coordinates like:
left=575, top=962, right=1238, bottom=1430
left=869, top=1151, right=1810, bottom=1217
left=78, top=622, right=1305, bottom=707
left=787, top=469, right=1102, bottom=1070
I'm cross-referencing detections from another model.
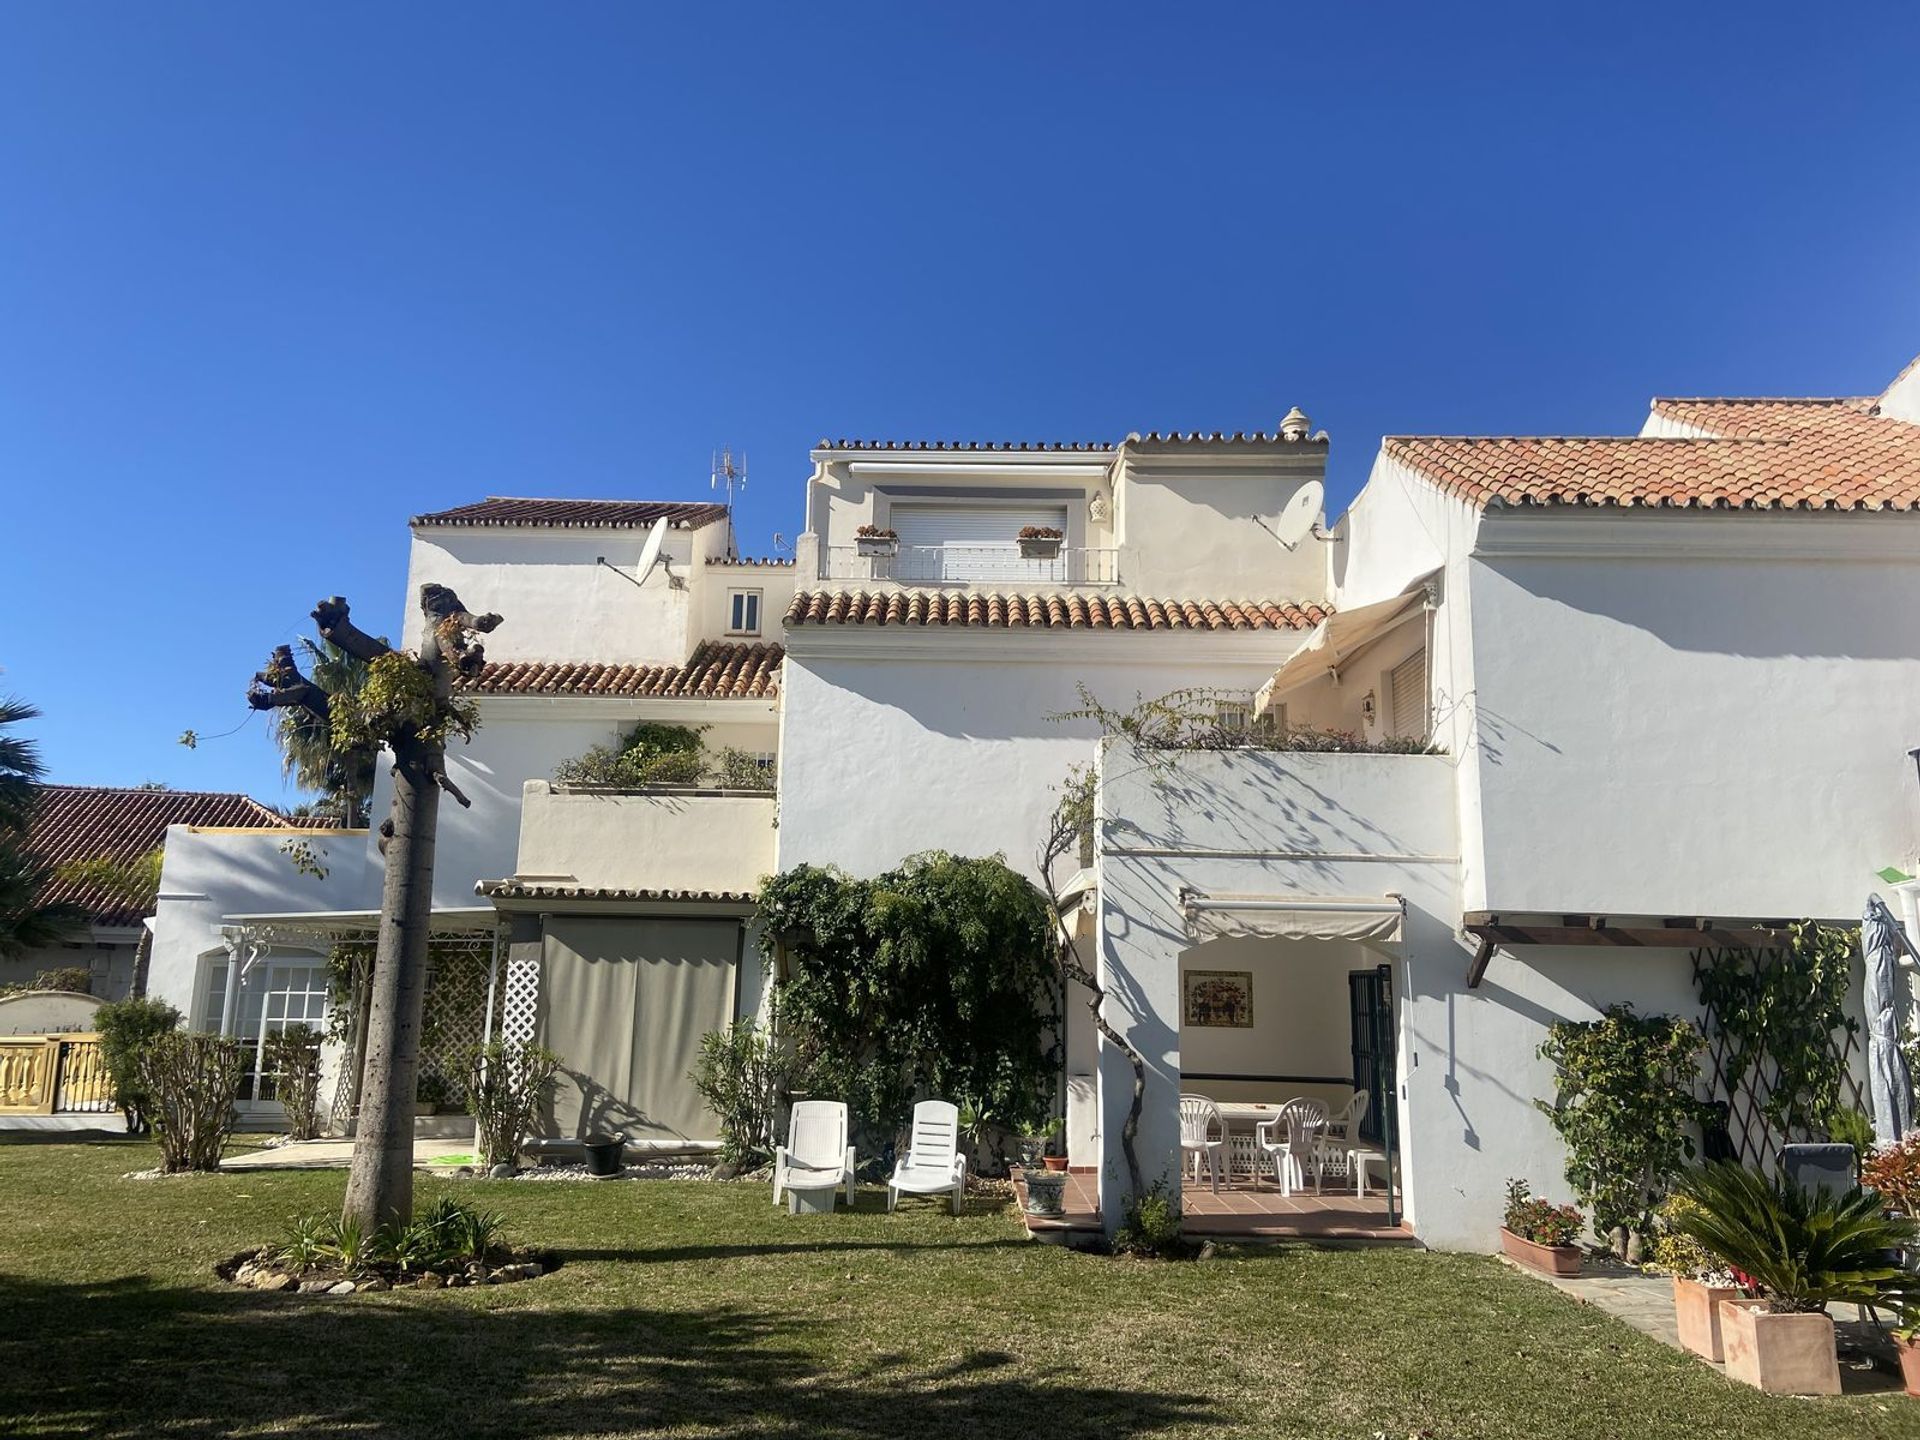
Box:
left=312, top=597, right=393, bottom=665
left=432, top=769, right=471, bottom=808
left=420, top=583, right=502, bottom=677
left=246, top=645, right=330, bottom=720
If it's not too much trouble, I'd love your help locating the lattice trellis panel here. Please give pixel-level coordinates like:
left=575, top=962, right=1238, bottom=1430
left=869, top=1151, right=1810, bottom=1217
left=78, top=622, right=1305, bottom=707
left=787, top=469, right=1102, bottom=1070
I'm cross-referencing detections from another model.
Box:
left=1691, top=944, right=1866, bottom=1171
left=499, top=950, right=541, bottom=1048
left=417, top=939, right=497, bottom=1107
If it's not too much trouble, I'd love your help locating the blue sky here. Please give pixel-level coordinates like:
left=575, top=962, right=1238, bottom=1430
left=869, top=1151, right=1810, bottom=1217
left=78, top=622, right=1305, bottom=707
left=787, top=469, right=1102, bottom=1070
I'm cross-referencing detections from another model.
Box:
left=2, top=4, right=1916, bottom=801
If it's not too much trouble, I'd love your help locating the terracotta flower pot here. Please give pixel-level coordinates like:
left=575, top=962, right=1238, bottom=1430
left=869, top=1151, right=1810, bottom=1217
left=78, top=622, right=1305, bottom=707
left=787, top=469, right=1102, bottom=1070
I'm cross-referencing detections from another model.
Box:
left=1896, top=1336, right=1920, bottom=1399
left=1043, top=1155, right=1069, bottom=1172
left=1718, top=1300, right=1840, bottom=1395
left=1499, top=1226, right=1582, bottom=1277
left=1672, top=1276, right=1757, bottom=1362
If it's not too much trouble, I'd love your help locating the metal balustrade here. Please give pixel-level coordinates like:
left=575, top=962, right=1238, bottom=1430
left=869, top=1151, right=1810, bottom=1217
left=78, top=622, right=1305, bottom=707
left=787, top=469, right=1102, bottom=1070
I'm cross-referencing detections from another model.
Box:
left=825, top=543, right=1119, bottom=586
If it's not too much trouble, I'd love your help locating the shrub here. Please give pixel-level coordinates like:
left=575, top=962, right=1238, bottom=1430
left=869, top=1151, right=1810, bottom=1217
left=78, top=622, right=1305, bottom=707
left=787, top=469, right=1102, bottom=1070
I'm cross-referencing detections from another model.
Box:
left=758, top=854, right=1059, bottom=1154
left=1503, top=1178, right=1583, bottom=1248
left=1672, top=1162, right=1919, bottom=1314
left=691, top=1018, right=792, bottom=1168
left=31, top=965, right=92, bottom=994
left=93, top=996, right=180, bottom=1134
left=280, top=1197, right=509, bottom=1277
left=1865, top=1134, right=1920, bottom=1216
left=1645, top=1193, right=1734, bottom=1283
left=1113, top=1184, right=1194, bottom=1259
left=261, top=1023, right=324, bottom=1140
left=465, top=1040, right=559, bottom=1167
left=712, top=747, right=775, bottom=792
left=141, top=1031, right=246, bottom=1172
left=1535, top=1005, right=1706, bottom=1255
left=554, top=721, right=707, bottom=788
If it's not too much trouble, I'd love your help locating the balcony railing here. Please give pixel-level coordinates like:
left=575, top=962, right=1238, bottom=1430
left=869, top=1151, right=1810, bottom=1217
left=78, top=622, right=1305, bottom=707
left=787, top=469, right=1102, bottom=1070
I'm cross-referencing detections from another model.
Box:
left=825, top=543, right=1119, bottom=586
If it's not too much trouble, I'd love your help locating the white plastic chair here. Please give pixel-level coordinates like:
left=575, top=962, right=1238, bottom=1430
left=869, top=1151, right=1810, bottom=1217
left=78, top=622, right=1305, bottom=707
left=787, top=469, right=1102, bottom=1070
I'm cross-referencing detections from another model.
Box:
left=772, top=1100, right=856, bottom=1213
left=1317, top=1091, right=1370, bottom=1184
left=1178, top=1094, right=1227, bottom=1194
left=887, top=1100, right=969, bottom=1215
left=1257, top=1098, right=1328, bottom=1197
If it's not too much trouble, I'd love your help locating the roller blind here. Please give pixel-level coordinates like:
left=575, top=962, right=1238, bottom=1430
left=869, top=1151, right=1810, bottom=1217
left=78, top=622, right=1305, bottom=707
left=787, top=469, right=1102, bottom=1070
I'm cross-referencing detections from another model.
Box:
left=887, top=502, right=1069, bottom=582
left=536, top=916, right=739, bottom=1143
left=1389, top=650, right=1427, bottom=740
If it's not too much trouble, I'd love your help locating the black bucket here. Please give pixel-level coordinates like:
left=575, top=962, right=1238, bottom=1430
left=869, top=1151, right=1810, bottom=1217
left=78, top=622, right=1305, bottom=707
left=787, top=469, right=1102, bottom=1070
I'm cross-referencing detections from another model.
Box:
left=582, top=1134, right=626, bottom=1177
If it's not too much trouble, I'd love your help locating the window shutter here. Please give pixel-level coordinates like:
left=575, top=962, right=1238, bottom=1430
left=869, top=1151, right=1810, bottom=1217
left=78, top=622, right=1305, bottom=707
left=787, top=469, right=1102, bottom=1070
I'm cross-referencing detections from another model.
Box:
left=1389, top=651, right=1427, bottom=740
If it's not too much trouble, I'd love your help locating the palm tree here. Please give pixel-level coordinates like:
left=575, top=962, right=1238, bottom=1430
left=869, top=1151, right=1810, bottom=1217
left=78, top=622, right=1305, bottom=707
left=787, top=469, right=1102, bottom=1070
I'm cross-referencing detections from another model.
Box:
left=0, top=839, right=85, bottom=958
left=272, top=639, right=379, bottom=827
left=0, top=696, right=47, bottom=833
left=0, top=700, right=84, bottom=956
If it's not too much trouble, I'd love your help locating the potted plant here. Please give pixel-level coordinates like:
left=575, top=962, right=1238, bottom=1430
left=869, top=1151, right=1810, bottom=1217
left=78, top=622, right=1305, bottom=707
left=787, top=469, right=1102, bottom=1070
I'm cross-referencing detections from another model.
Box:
left=1648, top=1193, right=1759, bottom=1361
left=1499, top=1178, right=1585, bottom=1277
left=415, top=1072, right=449, bottom=1117
left=1672, top=1161, right=1919, bottom=1394
left=1022, top=1166, right=1069, bottom=1218
left=1015, top=1116, right=1065, bottom=1173
left=855, top=524, right=898, bottom=558
left=1896, top=1316, right=1920, bottom=1399
left=1864, top=1132, right=1920, bottom=1217
left=582, top=1132, right=627, bottom=1178
left=1018, top=524, right=1064, bottom=559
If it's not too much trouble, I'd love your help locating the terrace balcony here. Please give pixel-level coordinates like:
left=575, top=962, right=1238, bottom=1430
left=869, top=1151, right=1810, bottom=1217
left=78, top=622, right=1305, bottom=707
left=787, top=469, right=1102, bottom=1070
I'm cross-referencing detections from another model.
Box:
left=821, top=542, right=1119, bottom=588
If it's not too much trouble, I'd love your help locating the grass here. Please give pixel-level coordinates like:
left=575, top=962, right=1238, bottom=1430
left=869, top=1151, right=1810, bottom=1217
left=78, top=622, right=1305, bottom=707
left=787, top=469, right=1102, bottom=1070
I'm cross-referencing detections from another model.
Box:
left=3, top=1136, right=1919, bottom=1439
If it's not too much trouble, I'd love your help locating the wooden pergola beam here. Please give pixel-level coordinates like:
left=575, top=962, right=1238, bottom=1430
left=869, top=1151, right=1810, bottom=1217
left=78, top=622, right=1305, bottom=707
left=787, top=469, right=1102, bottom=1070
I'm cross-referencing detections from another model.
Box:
left=1460, top=911, right=1816, bottom=988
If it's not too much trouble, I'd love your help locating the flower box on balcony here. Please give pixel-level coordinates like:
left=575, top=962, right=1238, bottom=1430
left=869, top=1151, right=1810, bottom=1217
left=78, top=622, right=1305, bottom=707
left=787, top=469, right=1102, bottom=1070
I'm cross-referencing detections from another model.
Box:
left=1018, top=526, right=1064, bottom=560
left=855, top=527, right=898, bottom=559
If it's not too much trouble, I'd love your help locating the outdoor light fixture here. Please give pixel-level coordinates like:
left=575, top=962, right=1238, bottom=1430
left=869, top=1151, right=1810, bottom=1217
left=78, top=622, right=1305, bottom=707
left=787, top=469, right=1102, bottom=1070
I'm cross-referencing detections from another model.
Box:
left=1361, top=691, right=1377, bottom=726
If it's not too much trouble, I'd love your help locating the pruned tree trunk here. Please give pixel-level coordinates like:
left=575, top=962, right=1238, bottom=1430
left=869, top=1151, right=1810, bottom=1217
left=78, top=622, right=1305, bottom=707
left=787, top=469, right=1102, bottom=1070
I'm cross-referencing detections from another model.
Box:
left=249, top=585, right=499, bottom=1233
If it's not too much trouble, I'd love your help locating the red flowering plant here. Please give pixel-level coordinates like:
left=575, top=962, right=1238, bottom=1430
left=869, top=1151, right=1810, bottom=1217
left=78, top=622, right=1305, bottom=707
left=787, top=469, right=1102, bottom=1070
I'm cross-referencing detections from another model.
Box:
left=1018, top=525, right=1064, bottom=540
left=1503, top=1178, right=1584, bottom=1249
left=1864, top=1134, right=1920, bottom=1216
left=855, top=524, right=896, bottom=540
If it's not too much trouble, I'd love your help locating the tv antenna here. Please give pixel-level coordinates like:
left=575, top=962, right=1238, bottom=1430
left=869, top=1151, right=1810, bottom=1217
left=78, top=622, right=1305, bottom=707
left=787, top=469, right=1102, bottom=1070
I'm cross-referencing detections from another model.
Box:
left=713, top=446, right=747, bottom=558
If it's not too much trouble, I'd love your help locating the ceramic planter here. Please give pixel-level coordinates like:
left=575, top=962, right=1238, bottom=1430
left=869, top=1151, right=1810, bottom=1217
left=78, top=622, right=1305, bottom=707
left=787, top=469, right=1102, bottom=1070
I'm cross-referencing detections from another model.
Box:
left=1499, top=1226, right=1583, bottom=1277
left=1718, top=1301, right=1840, bottom=1395
left=1022, top=1169, right=1068, bottom=1218
left=1897, top=1336, right=1920, bottom=1398
left=856, top=536, right=898, bottom=558
left=1672, top=1276, right=1756, bottom=1362
left=1018, top=536, right=1063, bottom=559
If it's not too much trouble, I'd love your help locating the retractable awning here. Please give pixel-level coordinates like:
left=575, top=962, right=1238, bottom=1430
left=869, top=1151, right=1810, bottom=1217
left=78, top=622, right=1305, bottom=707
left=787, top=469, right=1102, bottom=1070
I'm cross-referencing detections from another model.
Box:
left=1254, top=573, right=1437, bottom=717
left=1180, top=891, right=1405, bottom=945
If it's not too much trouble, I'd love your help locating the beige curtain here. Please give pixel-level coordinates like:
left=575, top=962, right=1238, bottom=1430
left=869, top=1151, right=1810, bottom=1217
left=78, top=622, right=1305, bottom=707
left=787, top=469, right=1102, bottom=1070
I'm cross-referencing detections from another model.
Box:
left=536, top=915, right=739, bottom=1142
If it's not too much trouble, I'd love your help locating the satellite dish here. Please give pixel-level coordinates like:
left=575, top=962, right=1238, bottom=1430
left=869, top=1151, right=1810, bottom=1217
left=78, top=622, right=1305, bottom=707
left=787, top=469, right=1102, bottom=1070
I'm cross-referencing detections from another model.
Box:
left=1270, top=480, right=1326, bottom=551
left=634, top=517, right=670, bottom=584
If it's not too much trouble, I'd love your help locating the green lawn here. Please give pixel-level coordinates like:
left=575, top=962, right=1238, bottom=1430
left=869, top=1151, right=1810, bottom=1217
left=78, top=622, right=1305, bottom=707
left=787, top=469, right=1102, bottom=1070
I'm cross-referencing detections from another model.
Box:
left=3, top=1137, right=1918, bottom=1440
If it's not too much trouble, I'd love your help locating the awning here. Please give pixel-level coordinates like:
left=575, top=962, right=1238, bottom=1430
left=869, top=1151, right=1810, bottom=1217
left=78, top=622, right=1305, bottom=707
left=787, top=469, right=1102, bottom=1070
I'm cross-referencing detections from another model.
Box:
left=1254, top=572, right=1437, bottom=717
left=1181, top=891, right=1404, bottom=945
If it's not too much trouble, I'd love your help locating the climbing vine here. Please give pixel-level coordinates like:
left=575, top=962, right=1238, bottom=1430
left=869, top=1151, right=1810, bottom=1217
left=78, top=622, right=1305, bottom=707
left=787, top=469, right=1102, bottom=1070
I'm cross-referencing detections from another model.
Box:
left=1695, top=921, right=1859, bottom=1142
left=1535, top=1005, right=1706, bottom=1255
left=758, top=853, right=1060, bottom=1155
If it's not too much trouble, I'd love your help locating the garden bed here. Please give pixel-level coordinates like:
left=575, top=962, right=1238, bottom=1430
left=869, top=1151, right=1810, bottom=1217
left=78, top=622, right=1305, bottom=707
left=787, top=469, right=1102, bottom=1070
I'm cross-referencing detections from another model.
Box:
left=215, top=1245, right=559, bottom=1293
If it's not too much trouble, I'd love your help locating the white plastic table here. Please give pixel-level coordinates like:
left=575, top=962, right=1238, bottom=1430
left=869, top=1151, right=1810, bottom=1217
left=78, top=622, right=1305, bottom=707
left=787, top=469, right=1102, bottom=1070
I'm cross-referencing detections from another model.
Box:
left=1348, top=1146, right=1390, bottom=1198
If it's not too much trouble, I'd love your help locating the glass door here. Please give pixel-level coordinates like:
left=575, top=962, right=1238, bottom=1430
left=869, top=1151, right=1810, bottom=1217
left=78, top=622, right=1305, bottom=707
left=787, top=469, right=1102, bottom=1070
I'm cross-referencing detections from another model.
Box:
left=237, top=961, right=329, bottom=1107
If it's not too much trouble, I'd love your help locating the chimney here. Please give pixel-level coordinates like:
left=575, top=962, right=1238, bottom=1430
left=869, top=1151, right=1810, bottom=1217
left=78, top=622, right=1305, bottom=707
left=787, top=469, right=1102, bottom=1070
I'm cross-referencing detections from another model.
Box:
left=1279, top=406, right=1311, bottom=442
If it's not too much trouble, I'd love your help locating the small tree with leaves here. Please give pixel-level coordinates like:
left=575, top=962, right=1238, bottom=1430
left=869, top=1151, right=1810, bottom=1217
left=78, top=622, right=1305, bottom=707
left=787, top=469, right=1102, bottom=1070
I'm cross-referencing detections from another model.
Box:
left=246, top=586, right=501, bottom=1231
left=1536, top=1004, right=1707, bottom=1258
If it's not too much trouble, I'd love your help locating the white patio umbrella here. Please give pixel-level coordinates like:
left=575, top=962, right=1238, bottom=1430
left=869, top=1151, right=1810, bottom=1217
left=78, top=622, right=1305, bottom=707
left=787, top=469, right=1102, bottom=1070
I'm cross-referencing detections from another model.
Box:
left=1862, top=894, right=1917, bottom=1144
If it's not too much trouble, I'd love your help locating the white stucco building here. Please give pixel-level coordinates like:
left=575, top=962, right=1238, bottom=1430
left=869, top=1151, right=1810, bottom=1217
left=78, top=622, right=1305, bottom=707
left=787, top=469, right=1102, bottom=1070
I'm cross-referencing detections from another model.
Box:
left=142, top=355, right=1920, bottom=1250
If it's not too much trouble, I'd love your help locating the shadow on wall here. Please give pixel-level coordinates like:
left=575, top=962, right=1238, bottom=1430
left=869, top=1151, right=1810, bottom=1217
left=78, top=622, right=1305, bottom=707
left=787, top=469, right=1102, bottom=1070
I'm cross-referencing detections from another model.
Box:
left=0, top=1272, right=1214, bottom=1440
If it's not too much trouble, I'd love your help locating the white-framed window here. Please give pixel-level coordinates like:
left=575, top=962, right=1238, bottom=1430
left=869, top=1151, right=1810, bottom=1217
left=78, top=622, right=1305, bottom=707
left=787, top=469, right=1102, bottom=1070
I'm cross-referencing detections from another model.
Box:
left=1389, top=649, right=1428, bottom=741
left=199, top=954, right=329, bottom=1104
left=728, top=589, right=762, bottom=636
left=1214, top=697, right=1253, bottom=733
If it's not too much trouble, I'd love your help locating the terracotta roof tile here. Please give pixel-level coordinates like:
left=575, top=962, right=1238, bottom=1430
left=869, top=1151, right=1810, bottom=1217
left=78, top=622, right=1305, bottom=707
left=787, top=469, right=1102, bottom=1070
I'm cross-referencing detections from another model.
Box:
left=1385, top=397, right=1920, bottom=512
left=476, top=881, right=755, bottom=904
left=28, top=785, right=315, bottom=927
left=704, top=556, right=795, bottom=568
left=783, top=590, right=1328, bottom=632
left=815, top=439, right=1116, bottom=453
left=458, top=641, right=783, bottom=700
left=411, top=497, right=729, bottom=530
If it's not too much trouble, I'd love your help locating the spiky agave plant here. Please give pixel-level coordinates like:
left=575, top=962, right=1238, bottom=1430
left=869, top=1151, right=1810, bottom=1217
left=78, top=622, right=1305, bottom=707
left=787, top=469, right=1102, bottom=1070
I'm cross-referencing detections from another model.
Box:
left=1673, top=1161, right=1919, bottom=1314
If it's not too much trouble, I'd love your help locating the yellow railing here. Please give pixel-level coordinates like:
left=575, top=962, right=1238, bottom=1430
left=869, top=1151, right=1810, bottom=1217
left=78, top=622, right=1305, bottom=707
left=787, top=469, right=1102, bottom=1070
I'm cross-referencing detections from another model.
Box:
left=0, top=1033, right=113, bottom=1115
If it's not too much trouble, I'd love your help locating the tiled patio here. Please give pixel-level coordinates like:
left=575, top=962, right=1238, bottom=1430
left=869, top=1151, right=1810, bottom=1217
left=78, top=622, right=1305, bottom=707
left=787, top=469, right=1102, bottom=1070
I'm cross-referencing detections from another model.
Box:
left=1016, top=1168, right=1418, bottom=1246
